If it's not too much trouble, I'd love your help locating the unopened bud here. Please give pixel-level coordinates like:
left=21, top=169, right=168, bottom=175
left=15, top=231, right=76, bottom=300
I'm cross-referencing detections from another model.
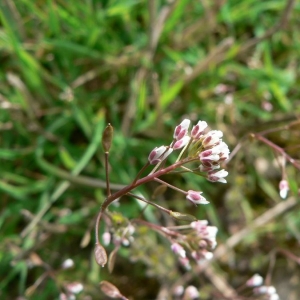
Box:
left=102, top=123, right=113, bottom=153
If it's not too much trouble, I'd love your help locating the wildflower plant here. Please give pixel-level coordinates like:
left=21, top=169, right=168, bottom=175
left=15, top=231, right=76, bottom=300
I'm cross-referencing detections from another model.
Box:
left=94, top=118, right=230, bottom=275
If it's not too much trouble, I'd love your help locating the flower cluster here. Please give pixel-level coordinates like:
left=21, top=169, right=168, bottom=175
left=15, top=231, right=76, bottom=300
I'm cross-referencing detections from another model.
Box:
left=170, top=220, right=218, bottom=269
left=148, top=118, right=229, bottom=184
left=148, top=119, right=230, bottom=206
left=102, top=221, right=135, bottom=248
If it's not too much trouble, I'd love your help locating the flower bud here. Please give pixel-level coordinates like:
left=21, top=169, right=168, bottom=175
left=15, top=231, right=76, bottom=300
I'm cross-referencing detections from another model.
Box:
left=246, top=274, right=264, bottom=287
left=171, top=243, right=186, bottom=258
left=191, top=120, right=207, bottom=139
left=279, top=179, right=289, bottom=199
left=173, top=119, right=191, bottom=140
left=207, top=169, right=228, bottom=183
left=148, top=146, right=173, bottom=165
left=173, top=136, right=190, bottom=150
left=186, top=190, right=209, bottom=205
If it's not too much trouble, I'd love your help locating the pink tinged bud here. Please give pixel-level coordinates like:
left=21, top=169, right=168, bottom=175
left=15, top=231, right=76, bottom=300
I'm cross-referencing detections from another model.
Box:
left=191, top=220, right=208, bottom=231
left=199, top=163, right=220, bottom=172
left=66, top=282, right=84, bottom=294
left=183, top=286, right=199, bottom=299
left=191, top=120, right=208, bottom=139
left=186, top=190, right=209, bottom=205
left=173, top=136, right=191, bottom=150
left=279, top=179, right=289, bottom=199
left=199, top=149, right=220, bottom=163
left=171, top=243, right=186, bottom=258
left=173, top=285, right=184, bottom=297
left=207, top=169, right=228, bottom=183
left=246, top=274, right=264, bottom=287
left=148, top=146, right=173, bottom=165
left=202, top=130, right=223, bottom=148
left=173, top=119, right=191, bottom=140
left=179, top=257, right=191, bottom=270
left=102, top=232, right=111, bottom=246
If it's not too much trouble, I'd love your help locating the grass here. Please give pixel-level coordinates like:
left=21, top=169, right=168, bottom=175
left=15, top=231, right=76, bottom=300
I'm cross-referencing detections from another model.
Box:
left=0, top=0, right=300, bottom=299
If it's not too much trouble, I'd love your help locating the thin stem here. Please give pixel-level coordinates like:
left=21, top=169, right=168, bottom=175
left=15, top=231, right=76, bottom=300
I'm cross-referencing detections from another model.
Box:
left=95, top=158, right=192, bottom=244
left=127, top=192, right=171, bottom=214
left=154, top=177, right=187, bottom=195
left=104, top=152, right=111, bottom=197
left=131, top=162, right=150, bottom=185
left=252, top=133, right=300, bottom=170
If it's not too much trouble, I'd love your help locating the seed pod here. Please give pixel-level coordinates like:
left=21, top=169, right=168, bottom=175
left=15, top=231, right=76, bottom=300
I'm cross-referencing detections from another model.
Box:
left=94, top=243, right=107, bottom=267
left=102, top=123, right=113, bottom=153
left=170, top=211, right=197, bottom=222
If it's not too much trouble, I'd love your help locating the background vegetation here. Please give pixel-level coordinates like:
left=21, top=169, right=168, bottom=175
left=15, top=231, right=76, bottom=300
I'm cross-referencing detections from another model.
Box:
left=0, top=0, right=300, bottom=299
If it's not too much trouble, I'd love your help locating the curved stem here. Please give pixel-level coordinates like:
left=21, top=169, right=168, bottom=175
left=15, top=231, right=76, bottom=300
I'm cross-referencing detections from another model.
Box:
left=94, top=158, right=194, bottom=244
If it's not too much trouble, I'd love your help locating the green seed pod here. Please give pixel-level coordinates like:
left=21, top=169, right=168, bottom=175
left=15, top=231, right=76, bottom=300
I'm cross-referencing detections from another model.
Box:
left=170, top=211, right=197, bottom=222
left=102, top=123, right=114, bottom=153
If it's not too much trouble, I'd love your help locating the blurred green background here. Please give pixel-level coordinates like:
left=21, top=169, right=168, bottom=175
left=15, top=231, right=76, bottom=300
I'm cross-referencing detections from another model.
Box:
left=1, top=0, right=300, bottom=299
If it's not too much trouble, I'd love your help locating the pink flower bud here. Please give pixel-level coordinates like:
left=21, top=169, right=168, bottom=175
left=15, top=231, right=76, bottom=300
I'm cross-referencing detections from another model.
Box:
left=246, top=274, right=264, bottom=287
left=171, top=243, right=186, bottom=258
left=202, top=130, right=223, bottom=148
left=173, top=136, right=190, bottom=150
left=186, top=190, right=209, bottom=205
left=183, top=286, right=199, bottom=299
left=148, top=146, right=173, bottom=164
left=207, top=169, right=228, bottom=183
left=173, top=119, right=191, bottom=140
left=279, top=179, right=289, bottom=199
left=102, top=232, right=111, bottom=246
left=191, top=120, right=208, bottom=139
